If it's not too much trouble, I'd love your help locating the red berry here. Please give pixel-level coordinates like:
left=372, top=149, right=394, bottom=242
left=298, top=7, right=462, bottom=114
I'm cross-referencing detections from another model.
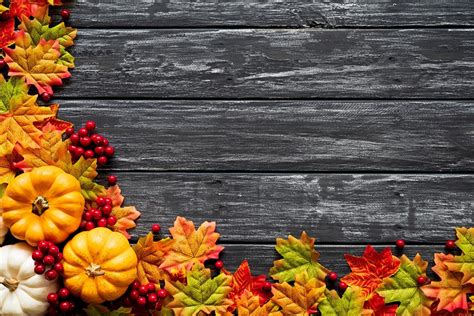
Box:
left=0, top=59, right=6, bottom=70
left=97, top=156, right=108, bottom=165
left=68, top=145, right=77, bottom=153
left=78, top=128, right=89, bottom=137
left=101, top=137, right=109, bottom=146
left=45, top=269, right=58, bottom=280
left=151, top=224, right=161, bottom=234
left=80, top=136, right=91, bottom=147
left=34, top=264, right=46, bottom=274
left=53, top=263, right=64, bottom=273
left=104, top=197, right=112, bottom=205
left=446, top=240, right=456, bottom=250
left=262, top=281, right=272, bottom=291
left=43, top=255, right=55, bottom=265
left=138, top=285, right=148, bottom=295
left=96, top=197, right=106, bottom=206
left=417, top=275, right=428, bottom=286
left=70, top=133, right=80, bottom=145
left=102, top=204, right=112, bottom=215
left=48, top=245, right=59, bottom=256
left=38, top=240, right=50, bottom=253
left=107, top=216, right=117, bottom=226
left=85, top=120, right=96, bottom=131
left=215, top=260, right=224, bottom=269
left=47, top=293, right=59, bottom=305
left=83, top=211, right=92, bottom=221
left=60, top=8, right=70, bottom=20
left=396, top=239, right=405, bottom=249
left=56, top=253, right=64, bottom=261
left=137, top=296, right=147, bottom=307
left=104, top=146, right=115, bottom=157
left=147, top=283, right=156, bottom=293
left=74, top=147, right=84, bottom=157
left=85, top=221, right=95, bottom=231
left=32, top=250, right=44, bottom=261
left=338, top=281, right=348, bottom=291
left=328, top=272, right=338, bottom=282
left=65, top=127, right=74, bottom=137
left=107, top=175, right=117, bottom=186
left=129, top=289, right=140, bottom=301
left=97, top=218, right=107, bottom=227
left=147, top=293, right=158, bottom=304
left=84, top=149, right=95, bottom=159
left=59, top=301, right=72, bottom=312
left=94, top=146, right=105, bottom=156
left=58, top=287, right=70, bottom=299
left=157, top=289, right=168, bottom=299
left=92, top=135, right=103, bottom=145
left=92, top=209, right=102, bottom=220
left=41, top=92, right=52, bottom=102
left=132, top=281, right=140, bottom=289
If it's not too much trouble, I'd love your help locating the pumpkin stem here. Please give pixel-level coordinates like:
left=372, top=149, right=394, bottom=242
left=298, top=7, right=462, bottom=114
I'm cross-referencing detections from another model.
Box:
left=85, top=263, right=105, bottom=277
left=32, top=196, right=49, bottom=215
left=0, top=276, right=19, bottom=291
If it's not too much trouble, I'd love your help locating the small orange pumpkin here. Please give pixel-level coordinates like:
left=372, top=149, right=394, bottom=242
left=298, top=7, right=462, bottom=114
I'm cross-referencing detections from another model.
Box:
left=62, top=227, right=138, bottom=304
left=1, top=166, right=85, bottom=246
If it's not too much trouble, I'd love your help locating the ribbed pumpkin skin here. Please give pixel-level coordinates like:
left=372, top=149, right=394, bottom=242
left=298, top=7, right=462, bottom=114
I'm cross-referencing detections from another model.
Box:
left=63, top=227, right=138, bottom=304
left=1, top=166, right=85, bottom=246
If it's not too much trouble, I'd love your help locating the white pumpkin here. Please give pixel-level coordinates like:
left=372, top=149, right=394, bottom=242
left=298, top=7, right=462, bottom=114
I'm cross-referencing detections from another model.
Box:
left=0, top=243, right=58, bottom=315
left=0, top=217, right=8, bottom=245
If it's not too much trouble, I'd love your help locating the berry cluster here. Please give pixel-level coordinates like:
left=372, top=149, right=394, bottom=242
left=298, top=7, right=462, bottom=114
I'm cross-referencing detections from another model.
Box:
left=65, top=120, right=115, bottom=165
left=47, top=287, right=76, bottom=314
left=326, top=271, right=348, bottom=292
left=32, top=241, right=63, bottom=281
left=80, top=196, right=117, bottom=231
left=124, top=282, right=169, bottom=310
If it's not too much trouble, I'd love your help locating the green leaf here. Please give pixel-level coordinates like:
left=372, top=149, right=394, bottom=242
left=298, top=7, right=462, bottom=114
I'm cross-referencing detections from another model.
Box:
left=445, top=227, right=474, bottom=285
left=376, top=254, right=433, bottom=316
left=165, top=263, right=233, bottom=316
left=270, top=231, right=329, bottom=283
left=318, top=287, right=368, bottom=316
left=84, top=304, right=132, bottom=316
left=0, top=76, right=28, bottom=113
left=67, top=157, right=106, bottom=201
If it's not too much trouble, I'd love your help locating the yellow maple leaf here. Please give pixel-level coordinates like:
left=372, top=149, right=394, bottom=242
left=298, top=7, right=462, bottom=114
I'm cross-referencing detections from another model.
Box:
left=236, top=290, right=281, bottom=316
left=0, top=147, right=17, bottom=185
left=159, top=216, right=224, bottom=273
left=3, top=30, right=70, bottom=95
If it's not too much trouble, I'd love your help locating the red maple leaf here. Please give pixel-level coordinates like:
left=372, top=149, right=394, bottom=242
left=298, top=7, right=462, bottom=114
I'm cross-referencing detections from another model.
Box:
left=227, top=260, right=271, bottom=307
left=364, top=293, right=398, bottom=316
left=0, top=18, right=14, bottom=48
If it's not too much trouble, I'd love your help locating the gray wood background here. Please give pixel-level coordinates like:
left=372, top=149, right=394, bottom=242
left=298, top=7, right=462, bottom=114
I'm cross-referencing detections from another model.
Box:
left=61, top=0, right=473, bottom=275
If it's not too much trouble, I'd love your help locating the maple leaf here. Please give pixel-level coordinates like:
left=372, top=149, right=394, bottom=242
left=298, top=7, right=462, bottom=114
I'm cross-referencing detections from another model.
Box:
left=443, top=227, right=474, bottom=285
left=0, top=18, right=14, bottom=48
left=159, top=216, right=224, bottom=273
left=64, top=156, right=105, bottom=201
left=319, top=287, right=372, bottom=316
left=271, top=271, right=326, bottom=316
left=269, top=232, right=328, bottom=283
left=165, top=263, right=233, bottom=316
left=0, top=146, right=22, bottom=186
left=19, top=5, right=76, bottom=68
left=236, top=290, right=281, bottom=316
left=421, top=253, right=473, bottom=313
left=376, top=254, right=433, bottom=316
left=84, top=304, right=132, bottom=316
left=105, top=185, right=140, bottom=238
left=341, top=245, right=400, bottom=298
left=133, top=232, right=174, bottom=284
left=3, top=30, right=71, bottom=95
left=0, top=76, right=29, bottom=113
left=0, top=0, right=7, bottom=13
left=364, top=293, right=398, bottom=316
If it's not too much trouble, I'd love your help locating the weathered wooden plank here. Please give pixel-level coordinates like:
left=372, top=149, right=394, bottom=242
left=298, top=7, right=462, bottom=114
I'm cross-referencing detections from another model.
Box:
left=59, top=100, right=474, bottom=172
left=219, top=244, right=447, bottom=276
left=62, top=29, right=474, bottom=99
left=103, top=172, right=473, bottom=243
left=61, top=1, right=474, bottom=28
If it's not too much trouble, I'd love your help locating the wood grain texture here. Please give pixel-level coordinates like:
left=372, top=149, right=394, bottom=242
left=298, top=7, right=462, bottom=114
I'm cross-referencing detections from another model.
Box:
left=63, top=29, right=474, bottom=99
left=62, top=1, right=474, bottom=28
left=59, top=100, right=474, bottom=172
left=103, top=172, right=473, bottom=243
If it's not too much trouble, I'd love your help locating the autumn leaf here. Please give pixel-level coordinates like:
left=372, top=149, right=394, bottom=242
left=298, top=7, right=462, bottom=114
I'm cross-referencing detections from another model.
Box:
left=236, top=290, right=281, bottom=316
left=3, top=30, right=70, bottom=95
left=443, top=227, right=474, bottom=285
left=0, top=0, right=7, bottom=13
left=0, top=146, right=21, bottom=186
left=66, top=156, right=105, bottom=201
left=105, top=185, right=140, bottom=238
left=0, top=18, right=14, bottom=48
left=165, top=263, right=233, bottom=316
left=318, top=287, right=372, bottom=316
left=271, top=271, right=326, bottom=316
left=84, top=304, right=132, bottom=316
left=159, top=216, right=224, bottom=273
left=364, top=293, right=398, bottom=316
left=0, top=76, right=29, bottom=113
left=341, top=245, right=400, bottom=298
left=421, top=253, right=473, bottom=313
left=270, top=232, right=328, bottom=283
left=133, top=232, right=174, bottom=284
left=376, top=254, right=433, bottom=316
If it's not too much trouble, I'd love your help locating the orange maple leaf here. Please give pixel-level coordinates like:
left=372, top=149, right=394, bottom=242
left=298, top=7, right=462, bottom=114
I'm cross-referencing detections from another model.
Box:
left=106, top=185, right=141, bottom=239
left=9, top=0, right=49, bottom=18
left=341, top=245, right=400, bottom=298
left=159, top=217, right=224, bottom=273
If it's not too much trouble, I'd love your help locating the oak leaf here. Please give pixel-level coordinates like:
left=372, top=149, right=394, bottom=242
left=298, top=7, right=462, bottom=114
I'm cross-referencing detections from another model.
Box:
left=270, top=232, right=328, bottom=283
left=341, top=245, right=400, bottom=298
left=165, top=263, right=233, bottom=316
left=159, top=216, right=224, bottom=273
left=3, top=30, right=70, bottom=94
left=376, top=254, right=433, bottom=316
left=105, top=185, right=140, bottom=238
left=271, top=271, right=326, bottom=316
left=318, top=287, right=372, bottom=316
left=133, top=232, right=174, bottom=284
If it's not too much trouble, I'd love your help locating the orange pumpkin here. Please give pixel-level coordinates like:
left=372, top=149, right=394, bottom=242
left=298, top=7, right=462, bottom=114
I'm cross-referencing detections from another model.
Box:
left=62, top=227, right=138, bottom=304
left=1, top=166, right=84, bottom=246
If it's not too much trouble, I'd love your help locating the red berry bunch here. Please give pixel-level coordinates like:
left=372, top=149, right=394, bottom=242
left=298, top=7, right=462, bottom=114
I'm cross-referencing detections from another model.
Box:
left=125, top=281, right=169, bottom=310
left=80, top=196, right=117, bottom=231
left=65, top=120, right=115, bottom=165
left=32, top=241, right=63, bottom=281
left=47, top=287, right=76, bottom=314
